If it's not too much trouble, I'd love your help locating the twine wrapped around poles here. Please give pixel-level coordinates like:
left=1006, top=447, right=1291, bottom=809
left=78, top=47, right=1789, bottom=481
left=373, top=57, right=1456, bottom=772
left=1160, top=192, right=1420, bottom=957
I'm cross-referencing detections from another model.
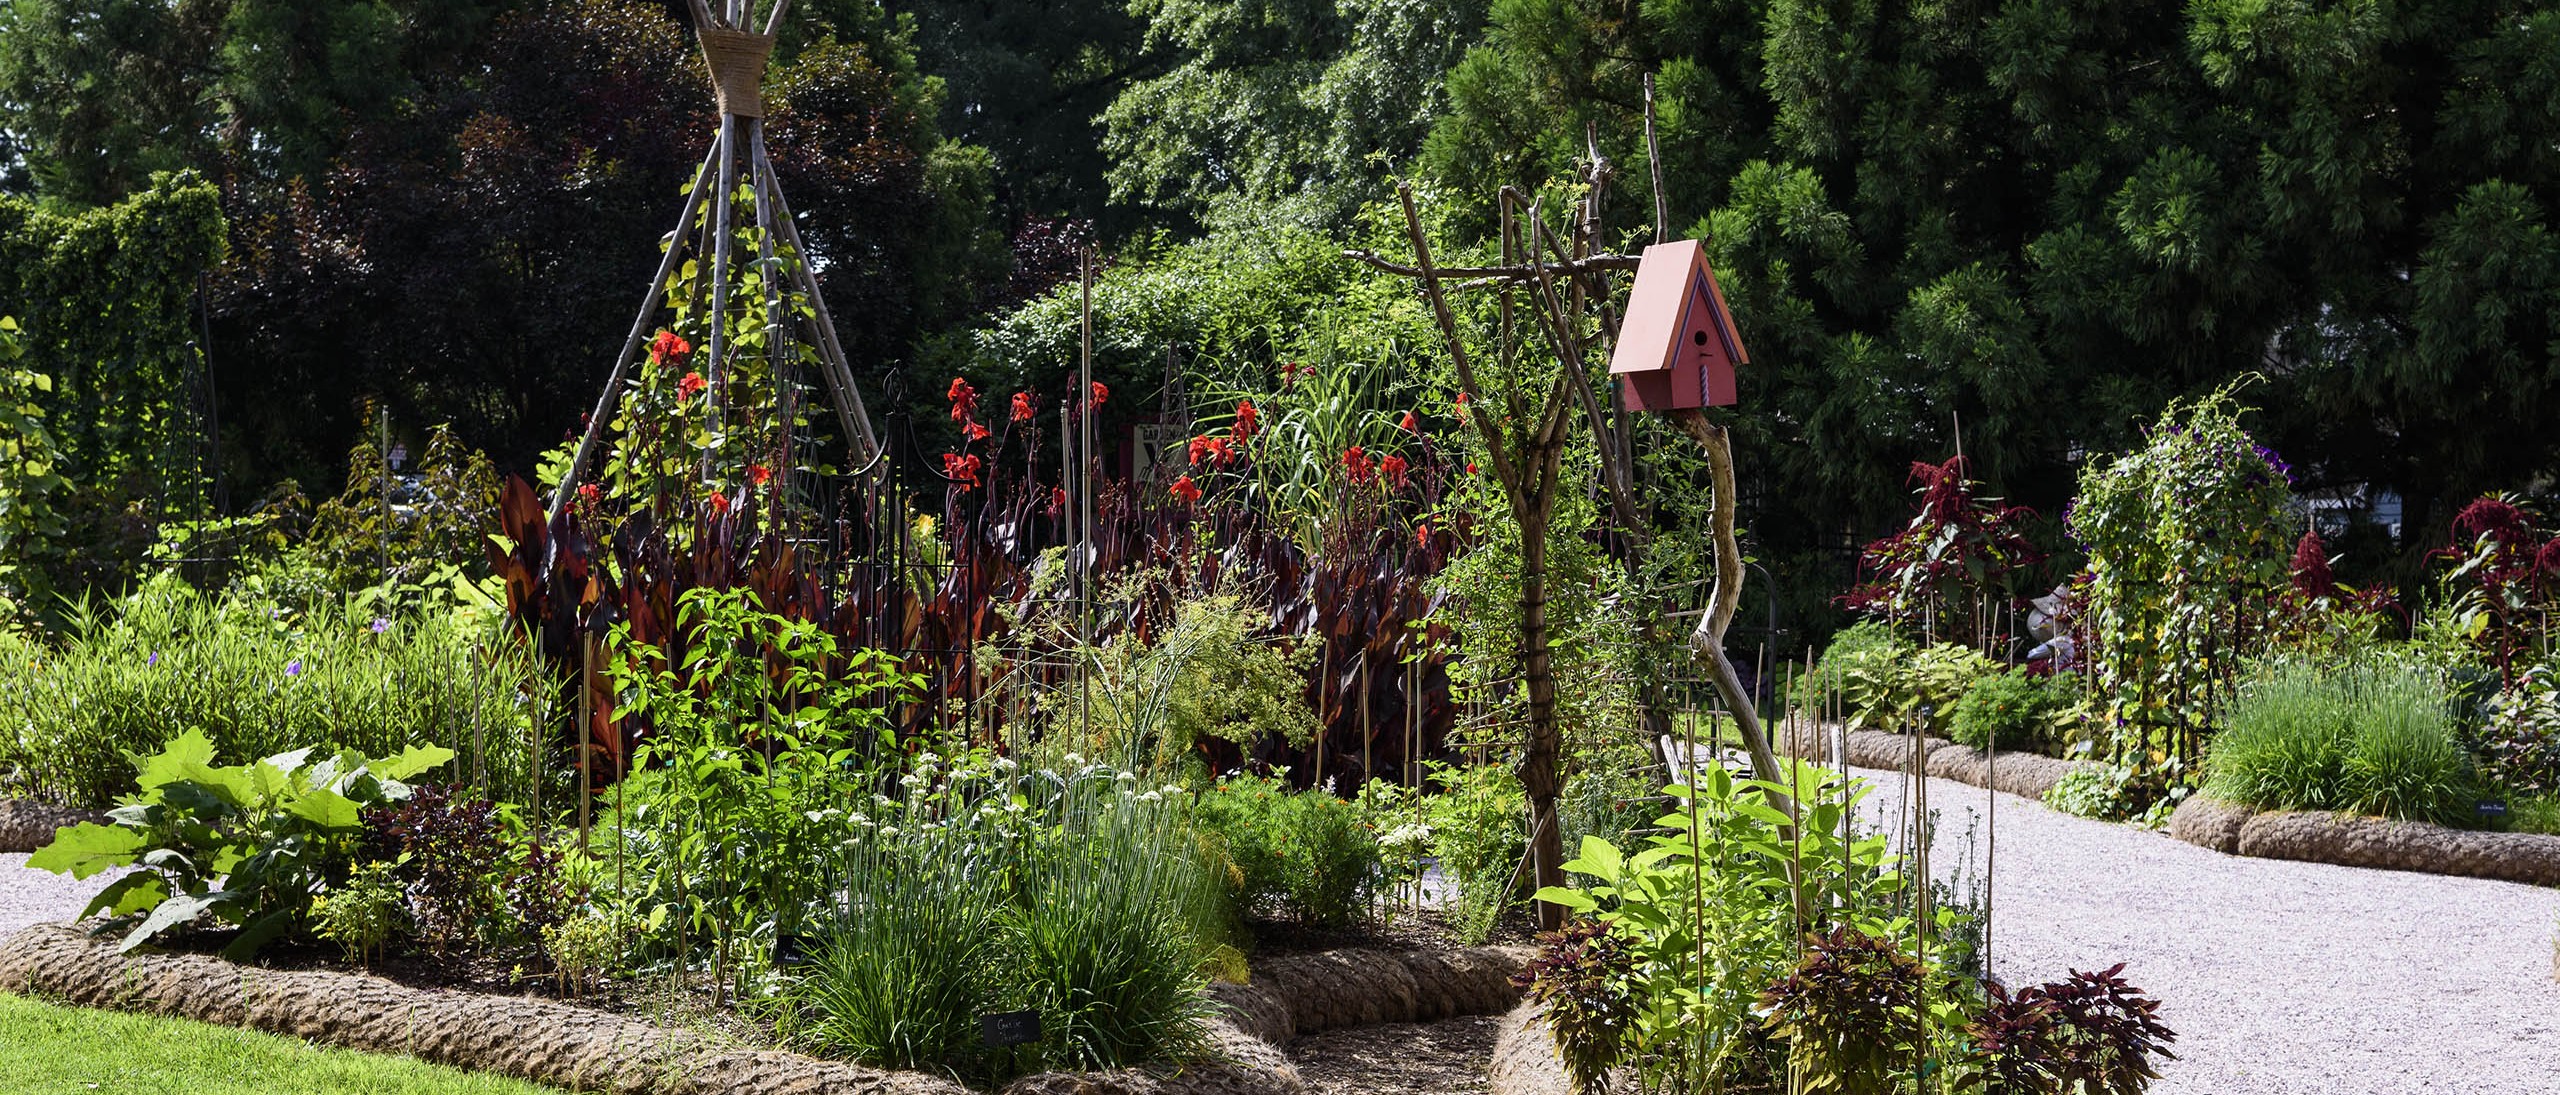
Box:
left=699, top=27, right=776, bottom=117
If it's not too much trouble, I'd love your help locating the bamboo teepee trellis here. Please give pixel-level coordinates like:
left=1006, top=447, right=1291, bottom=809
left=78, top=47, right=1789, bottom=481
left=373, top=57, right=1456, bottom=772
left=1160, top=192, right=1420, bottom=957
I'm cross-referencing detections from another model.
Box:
left=546, top=0, right=882, bottom=528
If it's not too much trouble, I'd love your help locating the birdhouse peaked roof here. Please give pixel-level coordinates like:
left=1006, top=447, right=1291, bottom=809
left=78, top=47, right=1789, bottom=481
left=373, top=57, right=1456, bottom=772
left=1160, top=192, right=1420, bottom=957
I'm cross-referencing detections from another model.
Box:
left=1607, top=239, right=1749, bottom=378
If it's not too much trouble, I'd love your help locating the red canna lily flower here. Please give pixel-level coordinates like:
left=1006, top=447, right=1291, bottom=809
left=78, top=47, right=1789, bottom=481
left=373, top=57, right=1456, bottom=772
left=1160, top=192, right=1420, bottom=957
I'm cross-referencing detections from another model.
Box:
left=650, top=330, right=691, bottom=366
left=749, top=464, right=772, bottom=487
left=1088, top=381, right=1108, bottom=409
left=677, top=371, right=708, bottom=404
left=1467, top=461, right=1478, bottom=475
left=1049, top=485, right=1068, bottom=515
left=707, top=490, right=731, bottom=515
left=965, top=421, right=991, bottom=442
left=1233, top=399, right=1257, bottom=442
left=1207, top=436, right=1235, bottom=466
left=947, top=377, right=979, bottom=422
left=1417, top=523, right=1431, bottom=548
left=1011, top=392, right=1036, bottom=423
left=1399, top=411, right=1418, bottom=432
left=1187, top=435, right=1211, bottom=466
left=1381, top=453, right=1409, bottom=490
left=942, top=452, right=982, bottom=491
left=1169, top=475, right=1203, bottom=504
left=577, top=482, right=601, bottom=506
left=1342, top=446, right=1372, bottom=485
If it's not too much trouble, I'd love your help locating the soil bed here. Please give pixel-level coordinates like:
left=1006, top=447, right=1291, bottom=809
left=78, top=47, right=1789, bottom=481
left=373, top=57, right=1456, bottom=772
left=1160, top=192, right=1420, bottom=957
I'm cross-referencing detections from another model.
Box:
left=1286, top=1013, right=1499, bottom=1095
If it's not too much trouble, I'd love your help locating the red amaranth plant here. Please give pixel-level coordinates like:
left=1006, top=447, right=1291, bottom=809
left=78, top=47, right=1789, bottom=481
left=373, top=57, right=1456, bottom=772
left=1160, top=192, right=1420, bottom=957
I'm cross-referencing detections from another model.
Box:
left=1841, top=455, right=2042, bottom=635
left=2436, top=492, right=2559, bottom=681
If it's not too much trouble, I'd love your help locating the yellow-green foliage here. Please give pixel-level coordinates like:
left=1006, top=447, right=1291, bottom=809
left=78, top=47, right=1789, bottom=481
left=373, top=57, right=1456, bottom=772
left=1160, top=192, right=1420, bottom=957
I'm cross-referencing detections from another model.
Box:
left=1047, top=587, right=1319, bottom=772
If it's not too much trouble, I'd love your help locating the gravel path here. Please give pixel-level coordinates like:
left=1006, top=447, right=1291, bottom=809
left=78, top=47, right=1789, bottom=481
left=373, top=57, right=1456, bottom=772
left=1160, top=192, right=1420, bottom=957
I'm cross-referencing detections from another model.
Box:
left=1286, top=1013, right=1499, bottom=1095
left=1847, top=764, right=2560, bottom=1095
left=0, top=853, right=117, bottom=939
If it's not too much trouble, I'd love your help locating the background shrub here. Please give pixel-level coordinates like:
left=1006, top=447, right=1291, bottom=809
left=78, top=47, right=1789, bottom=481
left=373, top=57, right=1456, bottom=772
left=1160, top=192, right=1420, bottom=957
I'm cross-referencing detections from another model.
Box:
left=1193, top=771, right=1378, bottom=927
left=1949, top=670, right=2081, bottom=754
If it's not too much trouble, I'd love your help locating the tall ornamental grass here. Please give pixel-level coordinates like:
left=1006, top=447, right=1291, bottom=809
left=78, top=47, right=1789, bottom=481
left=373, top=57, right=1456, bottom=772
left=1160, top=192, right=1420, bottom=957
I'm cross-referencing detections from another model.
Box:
left=789, top=763, right=1224, bottom=1082
left=2207, top=656, right=2480, bottom=825
left=0, top=574, right=539, bottom=807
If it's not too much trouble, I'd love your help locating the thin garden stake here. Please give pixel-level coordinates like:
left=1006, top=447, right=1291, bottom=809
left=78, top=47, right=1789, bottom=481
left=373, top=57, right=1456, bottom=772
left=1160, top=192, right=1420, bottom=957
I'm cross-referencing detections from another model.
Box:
left=578, top=632, right=593, bottom=853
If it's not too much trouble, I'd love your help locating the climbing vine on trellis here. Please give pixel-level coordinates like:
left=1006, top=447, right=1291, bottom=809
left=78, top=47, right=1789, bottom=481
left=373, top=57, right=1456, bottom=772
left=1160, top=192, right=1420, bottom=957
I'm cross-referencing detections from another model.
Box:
left=2067, top=384, right=2292, bottom=763
left=0, top=172, right=225, bottom=601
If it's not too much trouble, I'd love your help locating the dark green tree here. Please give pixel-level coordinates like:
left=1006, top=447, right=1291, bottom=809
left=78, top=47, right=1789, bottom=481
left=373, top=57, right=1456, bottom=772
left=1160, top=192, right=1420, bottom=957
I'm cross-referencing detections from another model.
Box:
left=1422, top=0, right=2560, bottom=593
left=1101, top=0, right=1490, bottom=229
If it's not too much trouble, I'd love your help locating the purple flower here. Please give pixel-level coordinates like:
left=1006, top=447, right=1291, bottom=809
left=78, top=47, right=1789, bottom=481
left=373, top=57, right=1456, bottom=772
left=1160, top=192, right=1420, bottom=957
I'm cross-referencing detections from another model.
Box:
left=146, top=651, right=159, bottom=668
left=2251, top=443, right=2294, bottom=486
left=369, top=617, right=391, bottom=634
left=285, top=659, right=303, bottom=678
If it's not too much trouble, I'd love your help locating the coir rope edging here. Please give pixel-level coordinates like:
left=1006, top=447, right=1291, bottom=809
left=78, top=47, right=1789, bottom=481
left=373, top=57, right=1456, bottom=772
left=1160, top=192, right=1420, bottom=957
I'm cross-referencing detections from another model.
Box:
left=1778, top=725, right=2083, bottom=802
left=0, top=922, right=970, bottom=1095
left=0, top=921, right=1527, bottom=1095
left=0, top=799, right=105, bottom=854
left=1004, top=944, right=1532, bottom=1095
left=2168, top=793, right=2560, bottom=886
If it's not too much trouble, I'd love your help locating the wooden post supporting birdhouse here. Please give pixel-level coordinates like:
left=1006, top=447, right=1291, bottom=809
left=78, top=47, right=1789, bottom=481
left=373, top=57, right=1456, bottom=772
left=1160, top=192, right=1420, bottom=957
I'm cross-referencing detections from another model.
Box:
left=1608, top=239, right=1747, bottom=411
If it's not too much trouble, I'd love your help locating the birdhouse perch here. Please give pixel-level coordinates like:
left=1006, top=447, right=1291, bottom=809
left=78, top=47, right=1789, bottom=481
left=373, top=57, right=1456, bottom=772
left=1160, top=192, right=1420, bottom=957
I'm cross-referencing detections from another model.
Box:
left=1609, top=239, right=1747, bottom=411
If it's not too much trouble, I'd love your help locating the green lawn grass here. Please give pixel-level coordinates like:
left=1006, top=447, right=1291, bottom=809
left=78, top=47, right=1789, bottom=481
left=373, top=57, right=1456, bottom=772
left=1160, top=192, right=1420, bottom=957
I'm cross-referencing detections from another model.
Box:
left=0, top=991, right=557, bottom=1094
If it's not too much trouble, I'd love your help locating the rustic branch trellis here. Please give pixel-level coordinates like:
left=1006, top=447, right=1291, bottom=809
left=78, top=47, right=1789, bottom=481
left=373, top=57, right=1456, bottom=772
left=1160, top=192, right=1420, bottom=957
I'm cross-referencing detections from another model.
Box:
left=547, top=0, right=883, bottom=532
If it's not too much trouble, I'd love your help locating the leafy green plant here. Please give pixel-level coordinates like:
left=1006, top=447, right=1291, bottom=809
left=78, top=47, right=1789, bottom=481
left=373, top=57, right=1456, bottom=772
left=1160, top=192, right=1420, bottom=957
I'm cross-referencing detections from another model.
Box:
left=29, top=728, right=453, bottom=958
left=542, top=910, right=626, bottom=1000
left=1794, top=624, right=2000, bottom=732
left=1421, top=760, right=1526, bottom=943
left=1951, top=670, right=2081, bottom=754
left=1534, top=763, right=1914, bottom=1091
left=2475, top=662, right=2560, bottom=799
left=311, top=860, right=406, bottom=966
left=605, top=584, right=922, bottom=995
left=2042, top=762, right=2153, bottom=823
left=1194, top=770, right=1379, bottom=927
left=0, top=314, right=65, bottom=613
left=1038, top=584, right=1321, bottom=773
left=2205, top=656, right=2481, bottom=825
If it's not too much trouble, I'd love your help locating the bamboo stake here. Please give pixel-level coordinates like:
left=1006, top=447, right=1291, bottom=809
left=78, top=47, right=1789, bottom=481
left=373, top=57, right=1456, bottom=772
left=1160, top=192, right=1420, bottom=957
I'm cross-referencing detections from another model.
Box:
left=550, top=143, right=720, bottom=523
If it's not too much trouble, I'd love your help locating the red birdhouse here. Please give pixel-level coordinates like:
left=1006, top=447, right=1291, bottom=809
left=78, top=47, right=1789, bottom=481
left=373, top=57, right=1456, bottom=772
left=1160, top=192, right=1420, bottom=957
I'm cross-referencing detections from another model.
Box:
left=1609, top=239, right=1747, bottom=411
